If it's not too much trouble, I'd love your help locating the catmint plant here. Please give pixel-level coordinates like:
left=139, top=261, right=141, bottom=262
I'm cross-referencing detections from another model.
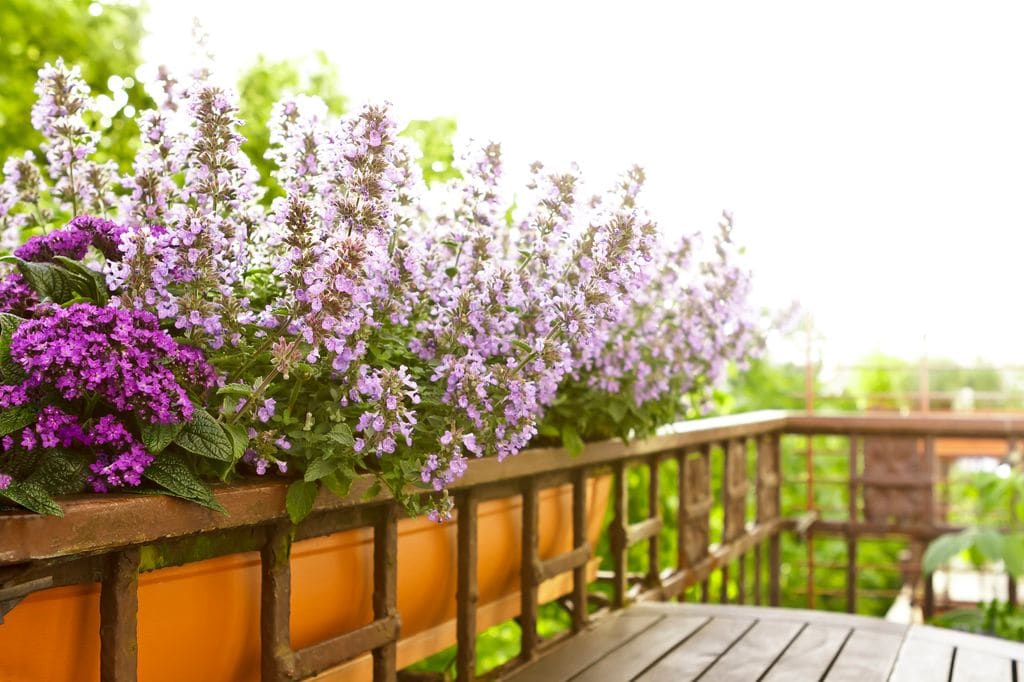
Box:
left=0, top=57, right=758, bottom=523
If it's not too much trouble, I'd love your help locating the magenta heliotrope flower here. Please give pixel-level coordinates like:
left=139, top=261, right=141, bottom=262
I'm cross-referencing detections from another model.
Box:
left=0, top=272, right=39, bottom=316
left=2, top=303, right=217, bottom=424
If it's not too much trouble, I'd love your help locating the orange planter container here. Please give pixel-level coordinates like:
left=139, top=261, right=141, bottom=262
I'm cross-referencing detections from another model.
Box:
left=0, top=475, right=610, bottom=682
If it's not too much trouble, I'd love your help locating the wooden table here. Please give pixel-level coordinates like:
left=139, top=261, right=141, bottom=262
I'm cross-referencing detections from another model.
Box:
left=505, top=603, right=1024, bottom=681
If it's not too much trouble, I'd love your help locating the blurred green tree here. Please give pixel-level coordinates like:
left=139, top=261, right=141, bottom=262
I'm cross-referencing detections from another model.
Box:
left=0, top=0, right=151, bottom=168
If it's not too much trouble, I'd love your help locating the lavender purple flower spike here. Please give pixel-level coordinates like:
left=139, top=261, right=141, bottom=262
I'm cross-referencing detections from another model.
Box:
left=0, top=57, right=758, bottom=521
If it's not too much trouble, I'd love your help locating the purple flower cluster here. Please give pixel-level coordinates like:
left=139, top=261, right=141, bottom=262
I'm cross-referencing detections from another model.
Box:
left=31, top=60, right=118, bottom=216
left=349, top=365, right=420, bottom=458
left=241, top=428, right=290, bottom=476
left=0, top=272, right=38, bottom=316
left=1, top=406, right=153, bottom=492
left=15, top=215, right=127, bottom=263
left=16, top=226, right=89, bottom=262
left=590, top=211, right=758, bottom=411
left=0, top=304, right=216, bottom=424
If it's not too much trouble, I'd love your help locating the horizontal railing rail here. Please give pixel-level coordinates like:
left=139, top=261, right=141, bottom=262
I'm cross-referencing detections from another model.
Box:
left=0, top=409, right=1019, bottom=681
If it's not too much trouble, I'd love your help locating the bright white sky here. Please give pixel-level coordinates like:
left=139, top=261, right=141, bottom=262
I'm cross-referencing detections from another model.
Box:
left=141, top=0, right=1024, bottom=366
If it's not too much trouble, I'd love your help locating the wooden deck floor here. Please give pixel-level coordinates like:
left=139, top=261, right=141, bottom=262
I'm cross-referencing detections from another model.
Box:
left=505, top=602, right=1024, bottom=681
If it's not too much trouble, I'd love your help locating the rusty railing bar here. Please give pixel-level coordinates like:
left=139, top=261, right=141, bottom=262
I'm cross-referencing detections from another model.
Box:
left=571, top=467, right=588, bottom=633
left=610, top=461, right=627, bottom=609
left=456, top=489, right=478, bottom=681
left=260, top=523, right=294, bottom=682
left=293, top=615, right=400, bottom=679
left=99, top=547, right=140, bottom=682
left=519, top=478, right=540, bottom=661
left=372, top=503, right=399, bottom=681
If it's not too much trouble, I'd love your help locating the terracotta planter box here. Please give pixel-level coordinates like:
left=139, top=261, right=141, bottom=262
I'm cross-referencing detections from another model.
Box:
left=0, top=475, right=611, bottom=681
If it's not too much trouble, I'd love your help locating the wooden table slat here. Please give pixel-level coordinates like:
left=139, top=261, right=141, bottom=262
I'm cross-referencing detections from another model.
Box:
left=497, top=604, right=1024, bottom=682
left=761, top=623, right=850, bottom=682
left=951, top=647, right=1013, bottom=682
left=505, top=612, right=662, bottom=682
left=636, top=616, right=754, bottom=682
left=571, top=615, right=709, bottom=681
left=697, top=618, right=804, bottom=681
left=824, top=628, right=904, bottom=682
left=889, top=632, right=954, bottom=682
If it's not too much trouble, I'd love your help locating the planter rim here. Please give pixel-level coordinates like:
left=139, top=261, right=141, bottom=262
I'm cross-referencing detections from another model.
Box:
left=7, top=408, right=1024, bottom=565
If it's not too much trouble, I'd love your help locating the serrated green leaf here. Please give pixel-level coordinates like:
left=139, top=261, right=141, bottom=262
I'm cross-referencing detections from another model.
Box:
left=0, top=404, right=37, bottom=437
left=362, top=481, right=381, bottom=501
left=52, top=256, right=108, bottom=305
left=304, top=457, right=338, bottom=482
left=2, top=257, right=76, bottom=303
left=561, top=424, right=584, bottom=456
left=326, top=422, right=354, bottom=448
left=138, top=418, right=185, bottom=454
left=321, top=471, right=353, bottom=498
left=1, top=480, right=63, bottom=516
left=217, top=383, right=254, bottom=397
left=222, top=422, right=249, bottom=461
left=286, top=480, right=318, bottom=524
left=143, top=453, right=226, bottom=513
left=25, top=448, right=89, bottom=496
left=0, top=313, right=26, bottom=383
left=175, top=408, right=234, bottom=462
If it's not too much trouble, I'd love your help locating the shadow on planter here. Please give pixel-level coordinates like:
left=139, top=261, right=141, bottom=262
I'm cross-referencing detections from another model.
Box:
left=0, top=476, right=610, bottom=681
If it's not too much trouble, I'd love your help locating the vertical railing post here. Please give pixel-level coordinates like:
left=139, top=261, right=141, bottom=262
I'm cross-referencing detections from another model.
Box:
left=768, top=434, right=782, bottom=606
left=260, top=523, right=294, bottom=682
left=572, top=468, right=589, bottom=632
left=1009, top=437, right=1019, bottom=607
left=646, top=455, right=661, bottom=591
left=722, top=439, right=749, bottom=604
left=847, top=435, right=858, bottom=614
left=922, top=436, right=937, bottom=620
left=456, top=490, right=479, bottom=681
left=756, top=433, right=781, bottom=607
left=373, top=504, right=399, bottom=681
left=610, top=462, right=628, bottom=609
left=520, top=479, right=540, bottom=661
left=675, top=450, right=688, bottom=599
left=100, top=547, right=141, bottom=682
left=805, top=431, right=817, bottom=610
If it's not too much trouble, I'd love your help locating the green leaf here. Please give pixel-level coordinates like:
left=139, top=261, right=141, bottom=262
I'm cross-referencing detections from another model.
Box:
left=923, top=530, right=976, bottom=574
left=1004, top=533, right=1024, bottom=577
left=222, top=423, right=250, bottom=461
left=362, top=481, right=382, bottom=502
left=174, top=408, right=234, bottom=462
left=286, top=480, right=318, bottom=524
left=0, top=481, right=63, bottom=516
left=2, top=257, right=76, bottom=303
left=325, top=422, right=354, bottom=449
left=974, top=529, right=1005, bottom=564
left=52, top=256, right=109, bottom=305
left=0, top=404, right=37, bottom=436
left=25, top=448, right=89, bottom=496
left=0, top=313, right=26, bottom=383
left=143, top=453, right=226, bottom=513
left=607, top=400, right=628, bottom=423
left=321, top=471, right=353, bottom=498
left=304, top=457, right=338, bottom=482
left=216, top=383, right=254, bottom=398
left=138, top=419, right=185, bottom=455
left=561, top=424, right=584, bottom=456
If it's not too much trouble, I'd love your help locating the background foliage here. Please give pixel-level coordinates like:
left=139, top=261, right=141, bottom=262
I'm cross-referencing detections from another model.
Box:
left=0, top=0, right=151, bottom=168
